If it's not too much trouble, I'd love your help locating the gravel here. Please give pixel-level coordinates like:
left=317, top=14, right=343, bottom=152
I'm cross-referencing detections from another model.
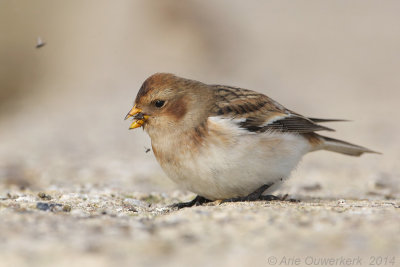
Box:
left=0, top=185, right=399, bottom=267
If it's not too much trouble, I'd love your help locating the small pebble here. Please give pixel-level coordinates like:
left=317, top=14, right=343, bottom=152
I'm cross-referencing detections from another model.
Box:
left=62, top=204, right=72, bottom=212
left=38, top=192, right=52, bottom=200
left=128, top=207, right=138, bottom=212
left=36, top=202, right=63, bottom=212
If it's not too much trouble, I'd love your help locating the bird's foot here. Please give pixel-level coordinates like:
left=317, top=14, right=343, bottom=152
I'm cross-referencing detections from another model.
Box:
left=170, top=195, right=211, bottom=209
left=219, top=183, right=300, bottom=203
left=221, top=183, right=274, bottom=203
left=170, top=183, right=299, bottom=209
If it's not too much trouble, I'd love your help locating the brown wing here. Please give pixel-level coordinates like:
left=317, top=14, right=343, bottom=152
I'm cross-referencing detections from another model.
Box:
left=210, top=85, right=334, bottom=134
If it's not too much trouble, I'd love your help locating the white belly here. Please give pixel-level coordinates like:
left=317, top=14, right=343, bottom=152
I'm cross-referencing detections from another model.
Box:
left=157, top=131, right=311, bottom=200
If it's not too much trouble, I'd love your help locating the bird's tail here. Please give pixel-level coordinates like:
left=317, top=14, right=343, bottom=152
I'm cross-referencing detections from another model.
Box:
left=313, top=134, right=380, bottom=156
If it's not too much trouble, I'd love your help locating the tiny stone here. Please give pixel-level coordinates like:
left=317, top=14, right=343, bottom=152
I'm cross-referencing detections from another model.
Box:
left=128, top=207, right=138, bottom=212
left=38, top=192, right=52, bottom=200
left=36, top=202, right=51, bottom=211
left=7, top=193, right=17, bottom=199
left=62, top=205, right=72, bottom=212
left=36, top=202, right=63, bottom=212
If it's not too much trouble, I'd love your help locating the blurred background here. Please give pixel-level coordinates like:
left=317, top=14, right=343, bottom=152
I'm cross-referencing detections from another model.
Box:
left=0, top=0, right=399, bottom=195
left=1, top=1, right=400, bottom=267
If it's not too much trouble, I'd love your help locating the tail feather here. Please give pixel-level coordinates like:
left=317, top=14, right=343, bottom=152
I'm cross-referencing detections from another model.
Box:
left=316, top=134, right=380, bottom=157
left=308, top=118, right=350, bottom=123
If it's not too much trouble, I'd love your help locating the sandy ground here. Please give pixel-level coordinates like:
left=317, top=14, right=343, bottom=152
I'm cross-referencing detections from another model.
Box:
left=1, top=186, right=399, bottom=267
left=1, top=1, right=400, bottom=267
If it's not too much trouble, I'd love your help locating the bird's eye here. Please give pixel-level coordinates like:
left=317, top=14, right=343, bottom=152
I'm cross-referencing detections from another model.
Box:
left=154, top=100, right=165, bottom=108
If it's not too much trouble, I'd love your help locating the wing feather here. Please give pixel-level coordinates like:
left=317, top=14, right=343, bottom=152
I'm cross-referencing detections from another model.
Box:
left=210, top=85, right=335, bottom=134
left=308, top=118, right=349, bottom=123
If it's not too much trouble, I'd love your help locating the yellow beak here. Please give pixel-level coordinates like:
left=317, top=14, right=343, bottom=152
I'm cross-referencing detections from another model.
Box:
left=124, top=105, right=149, bottom=129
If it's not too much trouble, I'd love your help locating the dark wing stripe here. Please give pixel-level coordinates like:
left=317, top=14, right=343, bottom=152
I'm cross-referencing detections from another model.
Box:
left=240, top=116, right=334, bottom=133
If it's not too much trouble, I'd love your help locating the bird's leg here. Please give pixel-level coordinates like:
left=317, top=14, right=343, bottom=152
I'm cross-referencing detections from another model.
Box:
left=170, top=195, right=211, bottom=209
left=222, top=183, right=279, bottom=203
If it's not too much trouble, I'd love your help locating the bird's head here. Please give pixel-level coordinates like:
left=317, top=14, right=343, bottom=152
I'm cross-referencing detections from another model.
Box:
left=125, top=73, right=212, bottom=137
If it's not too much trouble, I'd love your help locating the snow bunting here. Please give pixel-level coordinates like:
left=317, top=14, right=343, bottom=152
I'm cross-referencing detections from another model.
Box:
left=125, top=73, right=377, bottom=207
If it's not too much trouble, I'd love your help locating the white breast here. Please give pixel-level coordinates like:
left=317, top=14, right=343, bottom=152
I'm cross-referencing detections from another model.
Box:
left=153, top=116, right=312, bottom=200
